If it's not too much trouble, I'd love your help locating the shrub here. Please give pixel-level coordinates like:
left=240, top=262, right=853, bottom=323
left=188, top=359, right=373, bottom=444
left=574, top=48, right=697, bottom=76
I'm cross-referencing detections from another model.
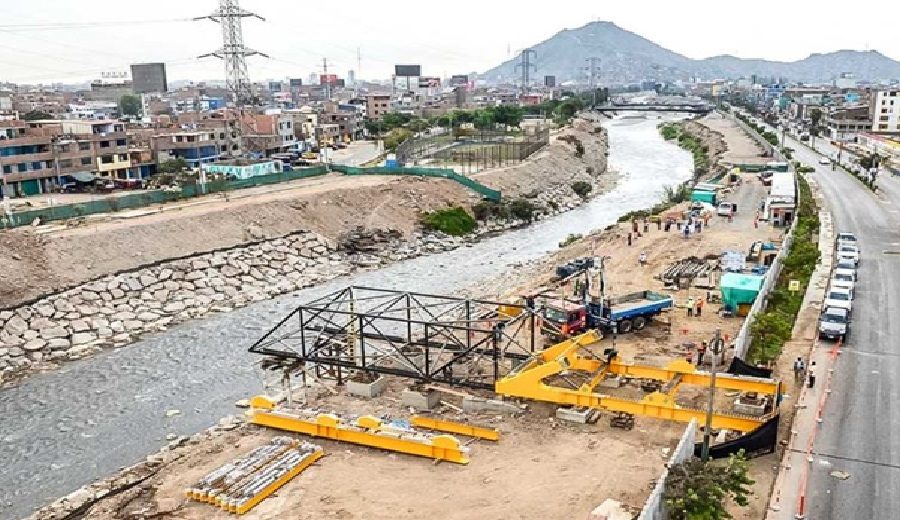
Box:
left=508, top=198, right=539, bottom=223
left=574, top=142, right=585, bottom=158
left=559, top=233, right=582, bottom=247
left=571, top=181, right=593, bottom=199
left=421, top=207, right=476, bottom=236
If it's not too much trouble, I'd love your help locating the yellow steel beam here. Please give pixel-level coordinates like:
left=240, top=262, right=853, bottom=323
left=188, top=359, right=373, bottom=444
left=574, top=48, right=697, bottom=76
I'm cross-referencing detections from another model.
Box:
left=250, top=409, right=469, bottom=464
left=410, top=416, right=500, bottom=441
left=607, top=358, right=780, bottom=395
left=232, top=449, right=324, bottom=515
left=495, top=376, right=764, bottom=432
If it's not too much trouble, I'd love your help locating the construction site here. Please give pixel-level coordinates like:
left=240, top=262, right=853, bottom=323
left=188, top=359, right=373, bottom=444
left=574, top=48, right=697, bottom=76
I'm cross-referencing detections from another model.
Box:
left=25, top=109, right=797, bottom=519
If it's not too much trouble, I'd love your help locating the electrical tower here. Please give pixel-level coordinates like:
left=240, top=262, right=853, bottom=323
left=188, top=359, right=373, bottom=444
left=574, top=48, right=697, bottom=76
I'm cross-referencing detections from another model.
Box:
left=515, top=48, right=536, bottom=92
left=585, top=57, right=601, bottom=106
left=196, top=0, right=267, bottom=158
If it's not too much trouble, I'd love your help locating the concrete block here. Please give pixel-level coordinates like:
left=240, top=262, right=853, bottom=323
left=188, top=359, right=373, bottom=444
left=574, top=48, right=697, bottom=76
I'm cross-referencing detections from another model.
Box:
left=462, top=396, right=522, bottom=415
left=401, top=389, right=440, bottom=410
left=733, top=398, right=767, bottom=417
left=347, top=376, right=389, bottom=398
left=555, top=407, right=600, bottom=424
left=598, top=375, right=624, bottom=388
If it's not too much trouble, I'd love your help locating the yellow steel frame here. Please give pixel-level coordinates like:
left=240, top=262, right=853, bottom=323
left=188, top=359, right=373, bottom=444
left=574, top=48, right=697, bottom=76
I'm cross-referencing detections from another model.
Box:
left=410, top=416, right=501, bottom=441
left=250, top=407, right=469, bottom=464
left=494, top=332, right=780, bottom=433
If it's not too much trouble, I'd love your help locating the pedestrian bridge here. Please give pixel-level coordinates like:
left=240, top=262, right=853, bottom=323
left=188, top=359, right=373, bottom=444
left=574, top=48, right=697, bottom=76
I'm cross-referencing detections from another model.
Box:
left=593, top=103, right=713, bottom=114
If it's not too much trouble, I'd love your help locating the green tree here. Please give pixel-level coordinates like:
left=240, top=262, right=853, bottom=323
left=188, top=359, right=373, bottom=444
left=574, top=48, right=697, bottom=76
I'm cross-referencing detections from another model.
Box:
left=407, top=118, right=430, bottom=133
left=665, top=452, right=755, bottom=520
left=382, top=112, right=412, bottom=130
left=157, top=158, right=188, bottom=174
left=119, top=94, right=142, bottom=117
left=383, top=128, right=412, bottom=152
left=571, top=181, right=592, bottom=199
left=809, top=108, right=823, bottom=128
left=473, top=109, right=496, bottom=130
left=21, top=110, right=54, bottom=121
left=492, top=104, right=524, bottom=127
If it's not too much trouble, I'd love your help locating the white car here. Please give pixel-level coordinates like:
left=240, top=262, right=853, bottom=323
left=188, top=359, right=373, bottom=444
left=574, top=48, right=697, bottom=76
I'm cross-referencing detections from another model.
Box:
left=824, top=287, right=853, bottom=314
left=717, top=202, right=736, bottom=216
left=819, top=157, right=831, bottom=165
left=835, top=259, right=858, bottom=278
left=830, top=272, right=856, bottom=298
left=837, top=245, right=860, bottom=266
left=836, top=232, right=858, bottom=246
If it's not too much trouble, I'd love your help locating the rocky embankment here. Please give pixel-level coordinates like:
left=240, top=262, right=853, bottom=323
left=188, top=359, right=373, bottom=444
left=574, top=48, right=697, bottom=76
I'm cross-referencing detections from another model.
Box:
left=680, top=118, right=728, bottom=177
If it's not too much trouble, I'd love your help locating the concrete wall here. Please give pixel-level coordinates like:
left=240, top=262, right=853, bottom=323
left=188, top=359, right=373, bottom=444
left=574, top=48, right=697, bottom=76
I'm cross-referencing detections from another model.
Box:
left=637, top=419, right=698, bottom=520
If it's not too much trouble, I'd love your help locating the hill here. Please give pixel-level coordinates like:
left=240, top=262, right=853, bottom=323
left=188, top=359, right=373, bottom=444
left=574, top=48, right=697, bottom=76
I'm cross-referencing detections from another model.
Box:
left=481, top=22, right=900, bottom=84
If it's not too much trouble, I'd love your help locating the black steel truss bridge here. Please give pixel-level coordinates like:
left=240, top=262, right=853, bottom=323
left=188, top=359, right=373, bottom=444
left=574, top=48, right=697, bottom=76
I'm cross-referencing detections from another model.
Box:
left=250, top=286, right=554, bottom=390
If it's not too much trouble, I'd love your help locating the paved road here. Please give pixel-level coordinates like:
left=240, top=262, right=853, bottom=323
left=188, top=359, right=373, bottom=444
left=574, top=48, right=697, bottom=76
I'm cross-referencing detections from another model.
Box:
left=785, top=134, right=900, bottom=519
left=330, top=142, right=380, bottom=166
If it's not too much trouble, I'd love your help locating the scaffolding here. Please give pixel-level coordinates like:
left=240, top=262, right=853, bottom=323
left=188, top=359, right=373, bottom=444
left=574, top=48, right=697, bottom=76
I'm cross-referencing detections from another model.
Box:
left=249, top=286, right=546, bottom=390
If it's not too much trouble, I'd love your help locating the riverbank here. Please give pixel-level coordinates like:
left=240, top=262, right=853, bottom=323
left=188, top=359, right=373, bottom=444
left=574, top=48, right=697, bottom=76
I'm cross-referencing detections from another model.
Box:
left=25, top=117, right=789, bottom=520
left=0, top=116, right=681, bottom=520
left=0, top=119, right=609, bottom=310
left=0, top=120, right=614, bottom=384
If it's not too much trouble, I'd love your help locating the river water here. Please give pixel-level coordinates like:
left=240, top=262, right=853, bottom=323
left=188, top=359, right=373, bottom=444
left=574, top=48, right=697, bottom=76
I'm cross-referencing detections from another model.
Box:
left=0, top=116, right=693, bottom=519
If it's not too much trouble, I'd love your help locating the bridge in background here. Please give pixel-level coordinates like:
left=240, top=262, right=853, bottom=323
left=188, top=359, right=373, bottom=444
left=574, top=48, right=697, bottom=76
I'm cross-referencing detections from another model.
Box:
left=593, top=103, right=713, bottom=114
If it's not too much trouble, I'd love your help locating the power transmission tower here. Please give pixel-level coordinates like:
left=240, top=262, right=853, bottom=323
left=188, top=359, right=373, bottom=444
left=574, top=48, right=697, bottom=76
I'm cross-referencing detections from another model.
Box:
left=322, top=57, right=330, bottom=100
left=196, top=0, right=268, bottom=158
left=515, top=49, right=536, bottom=92
left=585, top=57, right=601, bottom=106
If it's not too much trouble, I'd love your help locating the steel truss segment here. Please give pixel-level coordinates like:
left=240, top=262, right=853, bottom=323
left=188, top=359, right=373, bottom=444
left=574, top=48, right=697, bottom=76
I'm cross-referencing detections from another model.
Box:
left=249, top=286, right=542, bottom=389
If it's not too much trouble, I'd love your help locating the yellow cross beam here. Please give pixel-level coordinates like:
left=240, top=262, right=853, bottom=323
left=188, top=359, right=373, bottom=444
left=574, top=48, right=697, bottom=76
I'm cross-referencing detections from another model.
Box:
left=410, top=416, right=500, bottom=441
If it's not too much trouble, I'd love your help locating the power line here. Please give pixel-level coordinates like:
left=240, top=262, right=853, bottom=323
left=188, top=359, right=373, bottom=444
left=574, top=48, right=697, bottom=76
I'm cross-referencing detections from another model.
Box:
left=0, top=18, right=194, bottom=32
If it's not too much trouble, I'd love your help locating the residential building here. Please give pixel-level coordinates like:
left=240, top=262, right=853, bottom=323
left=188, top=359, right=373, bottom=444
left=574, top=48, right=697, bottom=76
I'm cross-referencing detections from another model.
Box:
left=59, top=120, right=131, bottom=181
left=0, top=120, right=56, bottom=197
left=85, top=79, right=133, bottom=103
left=824, top=105, right=872, bottom=139
left=130, top=63, right=168, bottom=94
left=366, top=94, right=390, bottom=120
left=870, top=89, right=900, bottom=133
left=153, top=130, right=223, bottom=168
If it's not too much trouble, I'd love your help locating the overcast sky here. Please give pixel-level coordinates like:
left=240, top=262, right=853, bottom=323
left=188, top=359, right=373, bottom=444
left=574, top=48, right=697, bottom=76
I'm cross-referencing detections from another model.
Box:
left=1, top=0, right=898, bottom=84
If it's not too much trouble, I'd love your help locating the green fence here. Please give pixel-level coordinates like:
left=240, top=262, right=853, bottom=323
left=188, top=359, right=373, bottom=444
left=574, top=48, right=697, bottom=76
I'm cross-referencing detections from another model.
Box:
left=332, top=165, right=501, bottom=202
left=0, top=166, right=328, bottom=229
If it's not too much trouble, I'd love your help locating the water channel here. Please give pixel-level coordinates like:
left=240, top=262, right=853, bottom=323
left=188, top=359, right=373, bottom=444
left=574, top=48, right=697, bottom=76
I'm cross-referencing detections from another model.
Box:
left=0, top=115, right=693, bottom=519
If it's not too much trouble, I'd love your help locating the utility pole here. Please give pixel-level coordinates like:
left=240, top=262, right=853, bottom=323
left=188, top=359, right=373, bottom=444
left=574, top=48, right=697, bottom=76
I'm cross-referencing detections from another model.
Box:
left=196, top=0, right=268, bottom=158
left=701, top=328, right=725, bottom=462
left=322, top=57, right=331, bottom=100
left=585, top=57, right=601, bottom=107
left=515, top=48, right=536, bottom=93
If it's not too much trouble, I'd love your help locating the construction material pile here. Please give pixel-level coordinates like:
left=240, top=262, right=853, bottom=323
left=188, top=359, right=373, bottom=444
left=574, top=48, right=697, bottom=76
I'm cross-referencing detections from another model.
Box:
left=186, top=436, right=323, bottom=515
left=337, top=226, right=403, bottom=253
left=659, top=257, right=716, bottom=288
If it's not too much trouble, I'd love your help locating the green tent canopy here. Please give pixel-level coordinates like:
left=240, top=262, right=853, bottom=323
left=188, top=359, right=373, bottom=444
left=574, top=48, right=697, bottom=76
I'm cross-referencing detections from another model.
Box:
left=719, top=272, right=765, bottom=310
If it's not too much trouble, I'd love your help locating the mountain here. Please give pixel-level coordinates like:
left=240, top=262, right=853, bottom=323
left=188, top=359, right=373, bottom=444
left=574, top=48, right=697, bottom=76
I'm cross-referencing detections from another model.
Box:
left=481, top=22, right=900, bottom=84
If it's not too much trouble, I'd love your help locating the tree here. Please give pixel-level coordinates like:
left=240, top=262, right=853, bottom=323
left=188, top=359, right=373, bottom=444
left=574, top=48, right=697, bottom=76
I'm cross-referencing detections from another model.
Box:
left=407, top=118, right=430, bottom=133
left=382, top=112, right=412, bottom=130
left=473, top=109, right=496, bottom=130
left=492, top=104, right=524, bottom=128
left=157, top=158, right=188, bottom=174
left=364, top=119, right=382, bottom=136
left=21, top=110, right=54, bottom=121
left=119, top=94, right=142, bottom=117
left=664, top=452, right=755, bottom=520
left=809, top=108, right=823, bottom=129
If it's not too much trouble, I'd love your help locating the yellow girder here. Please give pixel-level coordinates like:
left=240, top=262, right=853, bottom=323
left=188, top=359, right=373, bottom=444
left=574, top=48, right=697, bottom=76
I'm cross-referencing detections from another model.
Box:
left=410, top=416, right=500, bottom=441
left=250, top=406, right=469, bottom=464
left=607, top=358, right=780, bottom=395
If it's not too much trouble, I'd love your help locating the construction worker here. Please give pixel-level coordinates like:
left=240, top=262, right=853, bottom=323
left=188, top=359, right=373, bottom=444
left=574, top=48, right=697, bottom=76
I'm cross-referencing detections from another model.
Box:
left=696, top=298, right=703, bottom=317
left=697, top=341, right=707, bottom=365
left=639, top=252, right=647, bottom=267
left=686, top=296, right=695, bottom=317
left=683, top=224, right=690, bottom=239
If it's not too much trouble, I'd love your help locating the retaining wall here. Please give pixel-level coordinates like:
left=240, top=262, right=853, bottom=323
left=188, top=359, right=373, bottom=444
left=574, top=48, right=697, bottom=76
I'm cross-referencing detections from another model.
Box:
left=637, top=419, right=698, bottom=520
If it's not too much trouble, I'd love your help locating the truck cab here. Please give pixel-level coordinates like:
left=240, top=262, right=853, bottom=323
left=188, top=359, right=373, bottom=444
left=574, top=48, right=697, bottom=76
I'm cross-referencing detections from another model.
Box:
left=542, top=301, right=588, bottom=341
left=819, top=306, right=849, bottom=341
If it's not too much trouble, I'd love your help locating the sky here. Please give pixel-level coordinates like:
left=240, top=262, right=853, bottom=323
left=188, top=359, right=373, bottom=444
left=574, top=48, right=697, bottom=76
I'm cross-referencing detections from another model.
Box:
left=1, top=0, right=898, bottom=85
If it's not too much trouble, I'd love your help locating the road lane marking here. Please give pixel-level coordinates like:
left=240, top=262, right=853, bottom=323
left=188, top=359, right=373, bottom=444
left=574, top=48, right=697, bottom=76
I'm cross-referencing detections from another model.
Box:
left=788, top=449, right=900, bottom=471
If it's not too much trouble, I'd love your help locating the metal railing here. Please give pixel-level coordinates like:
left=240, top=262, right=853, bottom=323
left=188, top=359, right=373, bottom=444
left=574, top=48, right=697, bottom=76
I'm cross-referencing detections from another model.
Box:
left=395, top=128, right=549, bottom=174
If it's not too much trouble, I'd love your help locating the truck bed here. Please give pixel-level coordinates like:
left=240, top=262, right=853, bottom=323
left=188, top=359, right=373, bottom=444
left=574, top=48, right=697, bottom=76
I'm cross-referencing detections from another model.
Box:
left=605, top=291, right=673, bottom=320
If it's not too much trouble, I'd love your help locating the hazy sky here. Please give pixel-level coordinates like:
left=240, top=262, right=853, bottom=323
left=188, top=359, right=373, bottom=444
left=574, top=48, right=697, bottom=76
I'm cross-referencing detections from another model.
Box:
left=1, top=0, right=898, bottom=84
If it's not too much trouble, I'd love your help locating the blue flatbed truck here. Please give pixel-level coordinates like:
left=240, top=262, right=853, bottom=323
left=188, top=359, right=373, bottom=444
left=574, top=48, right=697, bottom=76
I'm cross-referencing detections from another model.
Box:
left=542, top=290, right=674, bottom=339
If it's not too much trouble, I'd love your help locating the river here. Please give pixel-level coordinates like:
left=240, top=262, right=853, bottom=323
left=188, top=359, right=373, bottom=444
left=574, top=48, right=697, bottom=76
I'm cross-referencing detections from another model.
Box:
left=0, top=115, right=693, bottom=519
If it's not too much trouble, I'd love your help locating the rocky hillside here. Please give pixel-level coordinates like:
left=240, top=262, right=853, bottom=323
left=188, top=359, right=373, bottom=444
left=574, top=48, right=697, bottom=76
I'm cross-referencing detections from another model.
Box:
left=481, top=21, right=900, bottom=83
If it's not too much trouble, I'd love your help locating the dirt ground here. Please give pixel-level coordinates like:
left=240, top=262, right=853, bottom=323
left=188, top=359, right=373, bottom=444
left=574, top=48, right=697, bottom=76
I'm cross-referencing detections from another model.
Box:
left=0, top=122, right=610, bottom=308
left=696, top=114, right=769, bottom=166
left=79, top=380, right=685, bottom=520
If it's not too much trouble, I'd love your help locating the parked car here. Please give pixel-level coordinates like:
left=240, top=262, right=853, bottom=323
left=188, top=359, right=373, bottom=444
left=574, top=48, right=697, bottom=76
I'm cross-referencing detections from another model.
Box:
left=836, top=232, right=858, bottom=246
left=818, top=306, right=849, bottom=341
left=824, top=287, right=853, bottom=314
left=837, top=244, right=860, bottom=266
left=717, top=201, right=737, bottom=216
left=830, top=271, right=856, bottom=298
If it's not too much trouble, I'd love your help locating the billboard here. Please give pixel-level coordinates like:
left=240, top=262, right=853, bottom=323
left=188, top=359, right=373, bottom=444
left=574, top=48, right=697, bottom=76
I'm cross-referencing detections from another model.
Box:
left=418, top=77, right=441, bottom=88
left=395, top=64, right=421, bottom=77
left=450, top=74, right=469, bottom=87
left=320, top=74, right=338, bottom=85
left=268, top=81, right=282, bottom=92
left=289, top=78, right=303, bottom=88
